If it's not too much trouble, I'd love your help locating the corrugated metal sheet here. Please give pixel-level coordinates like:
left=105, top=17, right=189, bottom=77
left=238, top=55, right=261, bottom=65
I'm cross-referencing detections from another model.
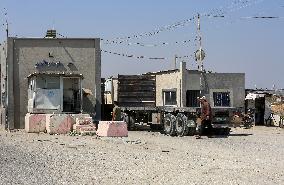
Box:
left=118, top=75, right=156, bottom=107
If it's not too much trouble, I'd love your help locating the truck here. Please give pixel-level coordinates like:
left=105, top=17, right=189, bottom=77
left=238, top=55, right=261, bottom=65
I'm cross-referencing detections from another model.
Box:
left=103, top=70, right=243, bottom=136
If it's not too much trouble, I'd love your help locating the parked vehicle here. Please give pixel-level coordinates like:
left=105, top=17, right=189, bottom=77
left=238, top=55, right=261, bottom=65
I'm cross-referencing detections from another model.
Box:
left=103, top=74, right=238, bottom=136
left=231, top=108, right=254, bottom=129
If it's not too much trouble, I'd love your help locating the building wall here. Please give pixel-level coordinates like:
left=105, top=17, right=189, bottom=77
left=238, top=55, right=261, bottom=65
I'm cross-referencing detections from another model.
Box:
left=203, top=73, right=245, bottom=108
left=0, top=42, right=7, bottom=129
left=113, top=78, right=118, bottom=103
left=3, top=38, right=101, bottom=129
left=183, top=70, right=201, bottom=107
left=155, top=71, right=181, bottom=107
left=154, top=62, right=245, bottom=109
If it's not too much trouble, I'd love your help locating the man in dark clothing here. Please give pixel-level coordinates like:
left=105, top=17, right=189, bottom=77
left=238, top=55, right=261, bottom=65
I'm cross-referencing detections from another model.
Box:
left=196, top=96, right=213, bottom=139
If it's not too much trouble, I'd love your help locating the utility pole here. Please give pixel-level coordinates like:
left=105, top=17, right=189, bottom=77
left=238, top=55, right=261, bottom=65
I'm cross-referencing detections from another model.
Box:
left=4, top=8, right=9, bottom=130
left=196, top=13, right=206, bottom=72
left=195, top=13, right=206, bottom=97
left=4, top=8, right=9, bottom=38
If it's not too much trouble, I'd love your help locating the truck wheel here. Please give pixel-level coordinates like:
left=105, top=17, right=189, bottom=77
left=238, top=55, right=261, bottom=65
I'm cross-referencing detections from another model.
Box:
left=176, top=113, right=189, bottom=137
left=163, top=114, right=176, bottom=136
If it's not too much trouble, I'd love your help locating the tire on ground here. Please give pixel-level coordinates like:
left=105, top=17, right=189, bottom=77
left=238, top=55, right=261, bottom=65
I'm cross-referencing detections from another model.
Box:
left=163, top=113, right=176, bottom=136
left=175, top=113, right=189, bottom=136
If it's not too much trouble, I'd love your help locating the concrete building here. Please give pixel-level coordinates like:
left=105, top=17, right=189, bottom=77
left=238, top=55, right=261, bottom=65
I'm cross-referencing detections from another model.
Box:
left=107, top=62, right=245, bottom=109
left=0, top=37, right=101, bottom=129
left=151, top=62, right=245, bottom=109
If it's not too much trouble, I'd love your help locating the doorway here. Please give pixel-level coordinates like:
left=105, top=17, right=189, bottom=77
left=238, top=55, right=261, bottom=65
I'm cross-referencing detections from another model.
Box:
left=63, top=77, right=81, bottom=112
left=255, top=97, right=265, bottom=125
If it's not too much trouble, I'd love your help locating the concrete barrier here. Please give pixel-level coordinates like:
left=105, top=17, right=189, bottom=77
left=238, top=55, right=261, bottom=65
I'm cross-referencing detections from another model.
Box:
left=46, top=114, right=75, bottom=134
left=96, top=121, right=128, bottom=137
left=75, top=116, right=93, bottom=125
left=25, top=113, right=46, bottom=133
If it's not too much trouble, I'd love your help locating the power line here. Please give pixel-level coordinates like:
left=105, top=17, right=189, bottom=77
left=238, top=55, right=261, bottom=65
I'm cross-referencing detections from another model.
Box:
left=241, top=16, right=284, bottom=19
left=101, top=49, right=192, bottom=61
left=56, top=32, right=67, bottom=38
left=105, top=39, right=192, bottom=47
left=102, top=0, right=264, bottom=45
left=102, top=17, right=195, bottom=45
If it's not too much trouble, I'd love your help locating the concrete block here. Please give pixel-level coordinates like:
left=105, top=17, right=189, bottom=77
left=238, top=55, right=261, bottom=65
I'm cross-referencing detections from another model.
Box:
left=46, top=114, right=75, bottom=134
left=75, top=116, right=93, bottom=125
left=96, top=121, right=128, bottom=137
left=25, top=113, right=46, bottom=133
left=73, top=124, right=96, bottom=133
left=70, top=114, right=91, bottom=123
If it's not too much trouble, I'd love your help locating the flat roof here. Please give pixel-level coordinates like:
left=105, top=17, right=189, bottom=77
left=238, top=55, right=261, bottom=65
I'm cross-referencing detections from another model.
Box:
left=8, top=37, right=100, bottom=40
left=27, top=72, right=84, bottom=79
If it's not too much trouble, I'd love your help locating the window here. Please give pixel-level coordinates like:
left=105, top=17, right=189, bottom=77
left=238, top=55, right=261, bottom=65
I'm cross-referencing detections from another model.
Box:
left=163, top=90, right=177, bottom=106
left=30, top=75, right=82, bottom=112
left=36, top=76, right=60, bottom=89
left=213, top=92, right=231, bottom=107
left=186, top=90, right=200, bottom=107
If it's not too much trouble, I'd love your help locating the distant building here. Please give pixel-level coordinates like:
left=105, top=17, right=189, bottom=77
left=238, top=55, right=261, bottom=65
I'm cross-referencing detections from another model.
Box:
left=0, top=37, right=101, bottom=129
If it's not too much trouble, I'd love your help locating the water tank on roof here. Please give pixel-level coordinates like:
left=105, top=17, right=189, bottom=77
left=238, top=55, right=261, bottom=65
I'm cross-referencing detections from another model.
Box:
left=104, top=79, right=113, bottom=92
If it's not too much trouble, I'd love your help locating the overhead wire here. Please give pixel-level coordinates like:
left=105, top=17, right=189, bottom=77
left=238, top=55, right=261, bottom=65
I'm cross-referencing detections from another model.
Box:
left=55, top=0, right=268, bottom=62
left=101, top=49, right=192, bottom=61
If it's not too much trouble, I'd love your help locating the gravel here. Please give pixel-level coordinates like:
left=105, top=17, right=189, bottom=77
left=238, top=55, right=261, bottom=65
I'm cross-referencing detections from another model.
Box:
left=0, top=126, right=284, bottom=185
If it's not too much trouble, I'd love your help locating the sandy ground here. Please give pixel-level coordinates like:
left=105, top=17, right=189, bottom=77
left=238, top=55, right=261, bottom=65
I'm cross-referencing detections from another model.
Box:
left=0, top=126, right=284, bottom=185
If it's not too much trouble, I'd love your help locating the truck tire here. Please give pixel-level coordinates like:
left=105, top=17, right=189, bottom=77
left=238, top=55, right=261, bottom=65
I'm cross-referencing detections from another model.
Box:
left=176, top=113, right=189, bottom=136
left=163, top=113, right=176, bottom=136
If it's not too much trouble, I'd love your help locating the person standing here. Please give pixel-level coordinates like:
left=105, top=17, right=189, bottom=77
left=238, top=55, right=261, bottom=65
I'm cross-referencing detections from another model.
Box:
left=112, top=101, right=121, bottom=121
left=196, top=96, right=213, bottom=139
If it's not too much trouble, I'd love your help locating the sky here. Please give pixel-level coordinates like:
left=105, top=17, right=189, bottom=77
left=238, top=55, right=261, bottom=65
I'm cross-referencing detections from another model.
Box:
left=0, top=0, right=283, bottom=89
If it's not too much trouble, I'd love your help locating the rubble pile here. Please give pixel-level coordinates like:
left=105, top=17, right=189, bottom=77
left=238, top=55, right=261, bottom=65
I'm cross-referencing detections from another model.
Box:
left=73, top=117, right=97, bottom=136
left=271, top=103, right=284, bottom=116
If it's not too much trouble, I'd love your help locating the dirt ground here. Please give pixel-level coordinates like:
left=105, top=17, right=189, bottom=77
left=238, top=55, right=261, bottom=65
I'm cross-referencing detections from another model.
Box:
left=0, top=126, right=284, bottom=185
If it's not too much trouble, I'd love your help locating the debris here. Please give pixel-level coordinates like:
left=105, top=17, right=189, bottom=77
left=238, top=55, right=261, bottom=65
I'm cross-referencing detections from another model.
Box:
left=124, top=139, right=142, bottom=145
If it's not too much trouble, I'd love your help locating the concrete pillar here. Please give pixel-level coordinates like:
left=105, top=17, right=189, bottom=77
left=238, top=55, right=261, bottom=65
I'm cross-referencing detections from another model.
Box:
left=95, top=39, right=101, bottom=121
left=7, top=38, right=14, bottom=129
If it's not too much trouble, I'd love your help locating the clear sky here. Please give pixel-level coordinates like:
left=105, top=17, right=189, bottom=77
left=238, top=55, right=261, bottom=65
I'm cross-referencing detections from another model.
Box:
left=0, top=0, right=283, bottom=89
